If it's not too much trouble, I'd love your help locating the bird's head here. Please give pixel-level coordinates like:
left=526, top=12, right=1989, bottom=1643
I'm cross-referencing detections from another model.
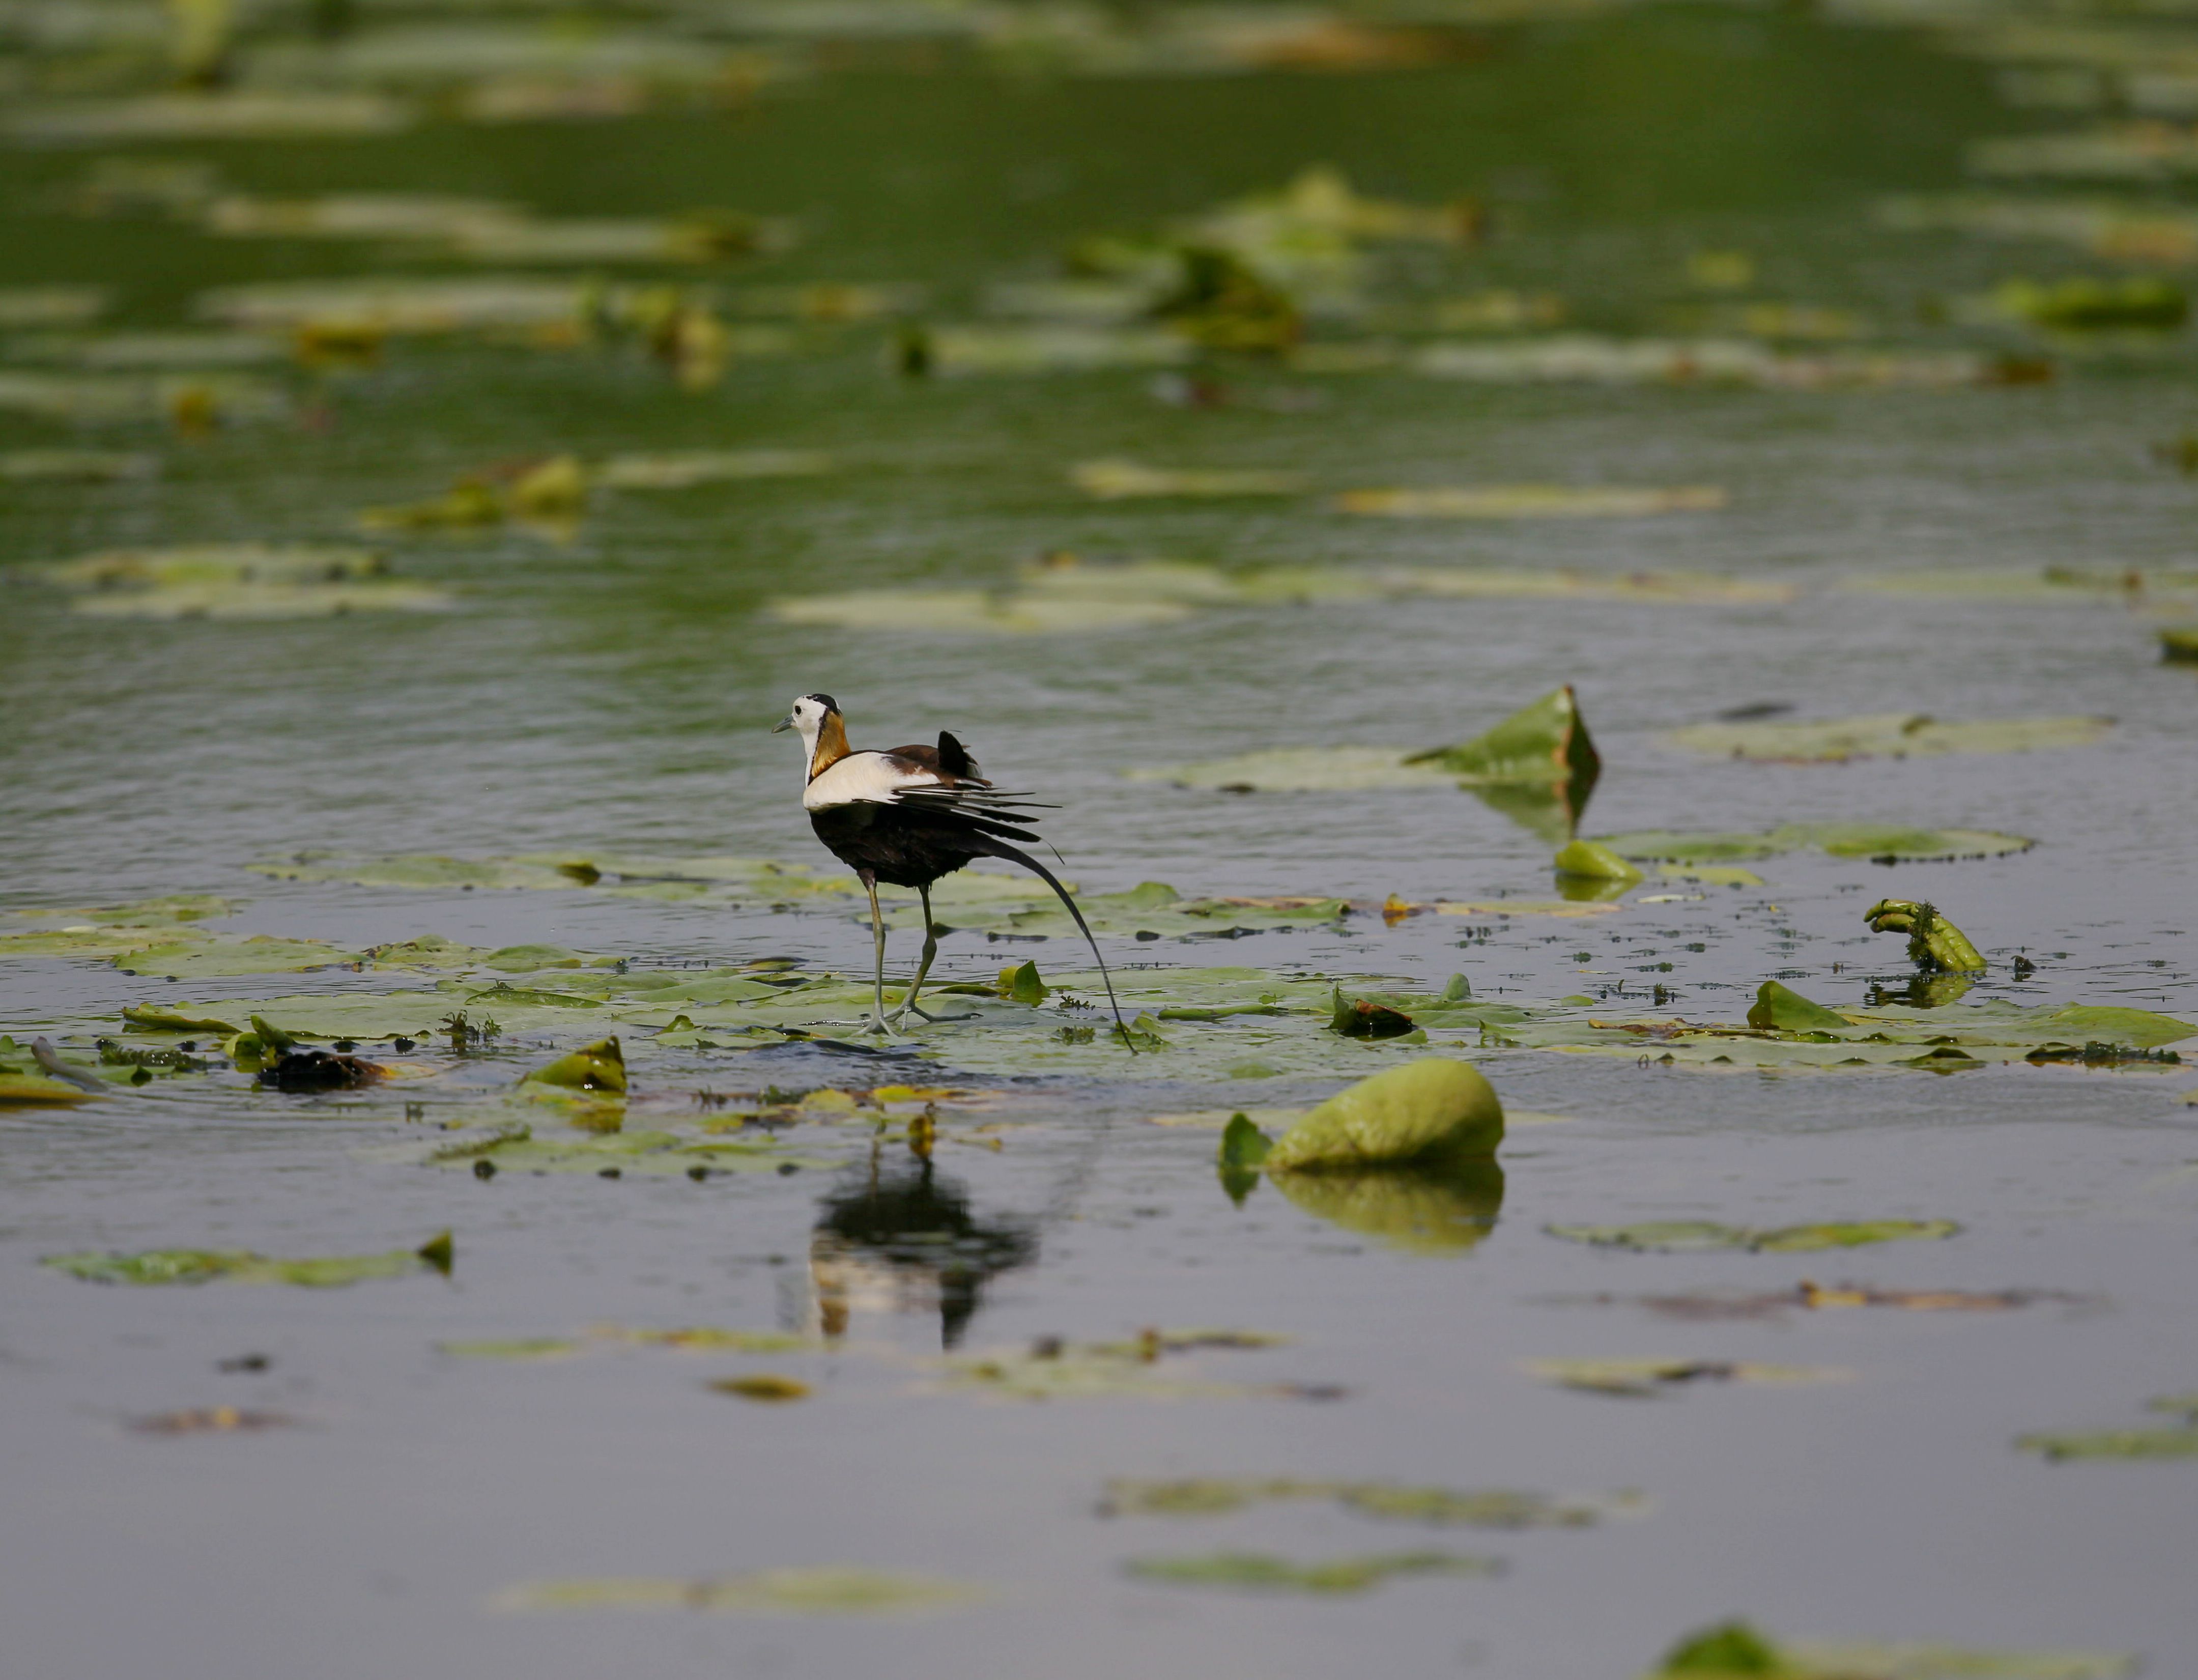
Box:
left=773, top=692, right=840, bottom=741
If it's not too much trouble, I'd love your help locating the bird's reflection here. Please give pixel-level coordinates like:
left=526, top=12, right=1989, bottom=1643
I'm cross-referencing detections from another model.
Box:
left=806, top=1152, right=1038, bottom=1348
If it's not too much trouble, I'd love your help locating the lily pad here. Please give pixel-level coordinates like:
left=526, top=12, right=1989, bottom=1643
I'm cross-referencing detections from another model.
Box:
left=1747, top=982, right=1854, bottom=1033
left=500, top=1568, right=984, bottom=1615
left=1069, top=459, right=1303, bottom=499
left=1547, top=1219, right=1960, bottom=1254
left=2019, top=1393, right=2198, bottom=1461
left=44, top=1232, right=452, bottom=1287
left=1595, top=825, right=2036, bottom=864
left=1664, top=714, right=2113, bottom=763
left=1336, top=485, right=1726, bottom=519
left=0, top=1071, right=98, bottom=1105
left=597, top=450, right=831, bottom=490
left=1404, top=685, right=1601, bottom=789
left=1650, top=1620, right=2136, bottom=1679
left=1098, top=1479, right=1633, bottom=1527
left=1122, top=1550, right=1499, bottom=1594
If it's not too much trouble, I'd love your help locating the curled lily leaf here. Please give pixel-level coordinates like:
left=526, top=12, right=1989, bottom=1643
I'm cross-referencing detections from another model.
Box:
left=1865, top=900, right=1986, bottom=973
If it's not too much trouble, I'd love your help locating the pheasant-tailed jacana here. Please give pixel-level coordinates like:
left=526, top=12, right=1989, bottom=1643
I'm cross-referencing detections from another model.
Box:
left=774, top=693, right=1128, bottom=1041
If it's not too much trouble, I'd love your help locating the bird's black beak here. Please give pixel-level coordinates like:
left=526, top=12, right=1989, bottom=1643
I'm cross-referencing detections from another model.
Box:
left=772, top=714, right=795, bottom=733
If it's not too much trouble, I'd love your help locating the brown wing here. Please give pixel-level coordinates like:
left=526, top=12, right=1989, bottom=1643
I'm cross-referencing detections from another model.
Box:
left=879, top=741, right=988, bottom=787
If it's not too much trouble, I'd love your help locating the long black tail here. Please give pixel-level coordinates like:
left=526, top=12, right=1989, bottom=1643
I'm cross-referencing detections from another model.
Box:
left=977, top=838, right=1134, bottom=1053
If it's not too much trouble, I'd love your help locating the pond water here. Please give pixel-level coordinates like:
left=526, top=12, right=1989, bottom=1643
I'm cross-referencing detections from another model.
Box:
left=2, top=5, right=2195, bottom=1678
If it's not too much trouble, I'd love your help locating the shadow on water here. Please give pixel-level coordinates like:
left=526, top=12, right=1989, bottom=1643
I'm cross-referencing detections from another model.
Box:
left=808, top=1152, right=1040, bottom=1347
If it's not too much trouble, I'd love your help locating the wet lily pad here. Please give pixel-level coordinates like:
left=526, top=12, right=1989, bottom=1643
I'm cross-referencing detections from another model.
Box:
left=44, top=1232, right=452, bottom=1287
left=500, top=1568, right=984, bottom=1615
left=1748, top=982, right=1854, bottom=1033
left=1665, top=714, right=2113, bottom=763
left=1122, top=1550, right=1500, bottom=1594
left=1548, top=1220, right=1960, bottom=1254
left=1526, top=1357, right=1849, bottom=1397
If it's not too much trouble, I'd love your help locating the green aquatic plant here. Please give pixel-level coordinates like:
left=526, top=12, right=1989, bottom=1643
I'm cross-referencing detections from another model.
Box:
left=1865, top=900, right=1986, bottom=974
left=45, top=1231, right=452, bottom=1286
left=1122, top=1549, right=1500, bottom=1594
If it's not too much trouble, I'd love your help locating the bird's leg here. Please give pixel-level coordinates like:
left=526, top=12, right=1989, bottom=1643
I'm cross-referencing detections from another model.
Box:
left=888, top=885, right=976, bottom=1027
left=861, top=874, right=893, bottom=1035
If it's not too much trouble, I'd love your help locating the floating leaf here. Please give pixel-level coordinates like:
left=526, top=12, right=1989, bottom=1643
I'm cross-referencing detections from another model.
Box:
left=932, top=1329, right=1316, bottom=1403
left=1650, top=1620, right=2137, bottom=1679
left=501, top=1568, right=984, bottom=1616
left=1336, top=485, right=1726, bottom=519
left=1122, top=1550, right=1499, bottom=1595
left=1216, top=1113, right=1272, bottom=1203
left=597, top=450, right=831, bottom=490
left=1526, top=1358, right=1848, bottom=1397
left=520, top=1037, right=627, bottom=1094
left=1, top=450, right=158, bottom=482
left=2019, top=1390, right=2198, bottom=1461
left=1099, top=1479, right=1632, bottom=1527
left=1594, top=825, right=2035, bottom=864
left=44, top=1232, right=452, bottom=1287
left=1264, top=1059, right=1503, bottom=1171
left=1547, top=1220, right=1960, bottom=1254
left=711, top=1375, right=811, bottom=1403
left=9, top=93, right=413, bottom=144
left=1554, top=839, right=1644, bottom=885
left=1069, top=459, right=1304, bottom=500
left=0, top=1071, right=97, bottom=1105
left=128, top=1407, right=295, bottom=1435
left=1747, top=982, right=1854, bottom=1033
left=1664, top=714, right=2111, bottom=764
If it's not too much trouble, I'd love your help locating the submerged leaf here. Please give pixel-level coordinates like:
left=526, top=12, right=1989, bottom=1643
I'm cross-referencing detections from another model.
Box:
left=710, top=1375, right=812, bottom=1403
left=1650, top=1620, right=2138, bottom=1680
left=502, top=1568, right=984, bottom=1615
left=1547, top=1220, right=1960, bottom=1255
left=1336, top=484, right=1726, bottom=520
left=1666, top=714, right=2112, bottom=763
left=1100, top=1479, right=1630, bottom=1527
left=1122, top=1550, right=1500, bottom=1594
left=1595, top=824, right=2035, bottom=864
left=1527, top=1357, right=1848, bottom=1397
left=44, top=1232, right=452, bottom=1287
left=1069, top=459, right=1303, bottom=500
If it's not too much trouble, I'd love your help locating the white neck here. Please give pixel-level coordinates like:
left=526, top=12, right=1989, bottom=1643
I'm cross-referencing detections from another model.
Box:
left=795, top=717, right=823, bottom=781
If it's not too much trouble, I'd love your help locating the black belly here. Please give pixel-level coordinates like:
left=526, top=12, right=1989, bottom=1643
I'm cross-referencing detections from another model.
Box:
left=810, top=803, right=989, bottom=889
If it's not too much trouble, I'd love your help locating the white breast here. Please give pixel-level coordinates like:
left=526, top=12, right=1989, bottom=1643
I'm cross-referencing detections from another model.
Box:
left=803, top=751, right=937, bottom=811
